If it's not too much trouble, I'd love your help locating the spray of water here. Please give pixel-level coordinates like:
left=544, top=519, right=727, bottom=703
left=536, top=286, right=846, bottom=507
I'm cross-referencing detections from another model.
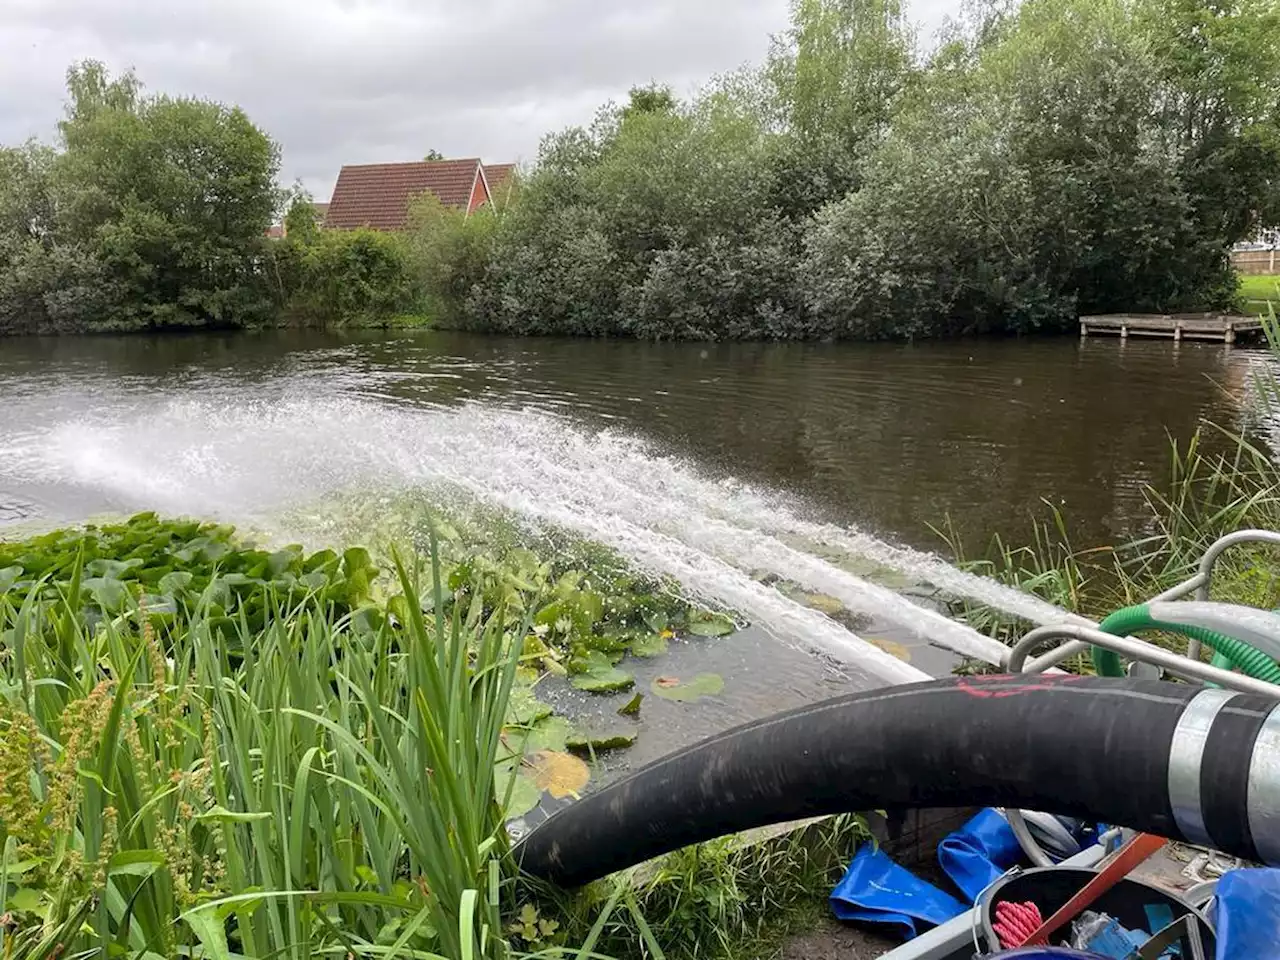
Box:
left=3, top=396, right=1079, bottom=682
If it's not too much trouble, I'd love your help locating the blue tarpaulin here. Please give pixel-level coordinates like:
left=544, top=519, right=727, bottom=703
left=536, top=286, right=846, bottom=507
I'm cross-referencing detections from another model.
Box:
left=830, top=809, right=1026, bottom=940
left=829, top=845, right=967, bottom=940
left=938, top=807, right=1026, bottom=903
left=1212, top=868, right=1280, bottom=960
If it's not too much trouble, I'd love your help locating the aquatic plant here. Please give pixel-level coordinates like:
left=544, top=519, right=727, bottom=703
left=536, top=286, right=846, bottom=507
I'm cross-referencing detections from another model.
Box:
left=0, top=512, right=379, bottom=632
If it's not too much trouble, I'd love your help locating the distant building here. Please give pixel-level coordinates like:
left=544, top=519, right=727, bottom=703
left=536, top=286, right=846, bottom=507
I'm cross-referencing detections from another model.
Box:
left=324, top=158, right=516, bottom=231
left=1235, top=227, right=1280, bottom=251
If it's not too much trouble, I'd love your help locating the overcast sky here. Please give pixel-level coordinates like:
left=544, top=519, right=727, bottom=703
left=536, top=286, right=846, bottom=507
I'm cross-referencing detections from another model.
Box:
left=1, top=0, right=954, bottom=200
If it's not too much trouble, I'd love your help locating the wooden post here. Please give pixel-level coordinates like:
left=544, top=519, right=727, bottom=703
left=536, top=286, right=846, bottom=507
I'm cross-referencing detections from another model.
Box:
left=1121, top=325, right=1129, bottom=339
left=1271, top=248, right=1276, bottom=273
left=1080, top=321, right=1089, bottom=338
left=1174, top=323, right=1183, bottom=342
left=1226, top=324, right=1236, bottom=345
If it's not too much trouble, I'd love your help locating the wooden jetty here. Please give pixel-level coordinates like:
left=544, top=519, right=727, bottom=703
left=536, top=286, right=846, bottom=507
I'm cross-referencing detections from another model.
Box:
left=1079, top=313, right=1263, bottom=344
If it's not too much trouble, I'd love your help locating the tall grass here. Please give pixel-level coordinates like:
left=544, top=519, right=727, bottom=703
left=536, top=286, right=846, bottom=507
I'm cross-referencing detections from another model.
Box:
left=0, top=547, right=522, bottom=960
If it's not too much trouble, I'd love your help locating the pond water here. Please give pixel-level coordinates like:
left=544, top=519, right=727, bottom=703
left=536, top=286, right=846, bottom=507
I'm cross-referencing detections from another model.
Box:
left=0, top=329, right=1272, bottom=739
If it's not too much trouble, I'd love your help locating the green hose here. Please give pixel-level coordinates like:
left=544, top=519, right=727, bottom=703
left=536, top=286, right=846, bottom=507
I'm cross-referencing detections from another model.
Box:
left=1092, top=604, right=1280, bottom=683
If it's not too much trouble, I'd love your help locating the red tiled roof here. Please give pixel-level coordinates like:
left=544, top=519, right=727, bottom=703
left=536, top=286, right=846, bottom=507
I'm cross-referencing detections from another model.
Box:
left=483, top=164, right=518, bottom=208
left=484, top=163, right=516, bottom=191
left=325, top=159, right=482, bottom=230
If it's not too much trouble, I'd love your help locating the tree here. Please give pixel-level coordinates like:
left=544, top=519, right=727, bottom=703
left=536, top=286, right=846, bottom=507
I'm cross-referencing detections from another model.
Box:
left=3, top=61, right=283, bottom=333
left=283, top=188, right=321, bottom=243
left=425, top=149, right=445, bottom=161
left=405, top=193, right=498, bottom=325
left=1136, top=0, right=1280, bottom=245
left=59, top=61, right=142, bottom=140
left=622, top=84, right=677, bottom=120
left=766, top=0, right=917, bottom=212
left=0, top=140, right=109, bottom=333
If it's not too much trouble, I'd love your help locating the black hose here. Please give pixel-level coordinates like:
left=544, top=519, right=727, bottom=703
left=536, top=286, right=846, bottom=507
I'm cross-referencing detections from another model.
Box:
left=515, top=676, right=1280, bottom=887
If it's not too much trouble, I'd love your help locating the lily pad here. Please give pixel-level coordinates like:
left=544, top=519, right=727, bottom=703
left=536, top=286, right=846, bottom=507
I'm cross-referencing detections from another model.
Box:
left=644, top=610, right=669, bottom=634
left=526, top=750, right=589, bottom=800
left=158, top=571, right=194, bottom=595
left=522, top=715, right=574, bottom=754
left=651, top=673, right=725, bottom=702
left=687, top=614, right=735, bottom=637
left=496, top=764, right=542, bottom=819
left=83, top=576, right=131, bottom=612
left=567, top=731, right=638, bottom=753
left=267, top=546, right=304, bottom=576
left=86, top=558, right=144, bottom=579
left=508, top=688, right=554, bottom=726
left=570, top=651, right=634, bottom=694
left=630, top=632, right=669, bottom=658
left=0, top=566, right=22, bottom=594
left=796, top=591, right=845, bottom=616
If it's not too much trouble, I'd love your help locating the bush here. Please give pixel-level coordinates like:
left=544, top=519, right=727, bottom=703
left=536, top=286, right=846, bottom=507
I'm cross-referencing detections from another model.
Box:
left=468, top=203, right=623, bottom=336
left=631, top=219, right=805, bottom=340
left=456, top=0, right=1280, bottom=342
left=404, top=193, right=499, bottom=326
left=270, top=228, right=424, bottom=327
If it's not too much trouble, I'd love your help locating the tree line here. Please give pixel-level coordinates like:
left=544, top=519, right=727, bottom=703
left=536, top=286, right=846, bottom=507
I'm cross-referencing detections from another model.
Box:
left=3, top=0, right=1279, bottom=339
left=451, top=0, right=1280, bottom=339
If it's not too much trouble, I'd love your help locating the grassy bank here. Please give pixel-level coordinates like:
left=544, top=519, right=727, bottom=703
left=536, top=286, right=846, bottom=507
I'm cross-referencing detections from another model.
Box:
left=1241, top=274, right=1280, bottom=316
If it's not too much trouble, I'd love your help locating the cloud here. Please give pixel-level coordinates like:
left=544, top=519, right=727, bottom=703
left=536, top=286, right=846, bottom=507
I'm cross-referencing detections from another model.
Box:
left=0, top=0, right=951, bottom=198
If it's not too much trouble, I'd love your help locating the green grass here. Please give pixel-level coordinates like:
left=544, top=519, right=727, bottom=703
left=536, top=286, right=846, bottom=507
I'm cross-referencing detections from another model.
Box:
left=1240, top=274, right=1280, bottom=315
left=535, top=817, right=870, bottom=960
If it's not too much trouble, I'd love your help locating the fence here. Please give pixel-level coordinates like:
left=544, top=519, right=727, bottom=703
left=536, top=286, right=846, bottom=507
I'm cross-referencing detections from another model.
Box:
left=1233, top=249, right=1279, bottom=275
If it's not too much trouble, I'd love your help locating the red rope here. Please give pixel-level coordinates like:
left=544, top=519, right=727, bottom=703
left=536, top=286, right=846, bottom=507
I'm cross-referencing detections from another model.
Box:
left=993, top=900, right=1045, bottom=949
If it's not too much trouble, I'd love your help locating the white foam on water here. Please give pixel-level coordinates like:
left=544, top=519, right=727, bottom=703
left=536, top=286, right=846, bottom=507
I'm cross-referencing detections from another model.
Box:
left=558, top=447, right=1093, bottom=631
left=2, top=395, right=1076, bottom=680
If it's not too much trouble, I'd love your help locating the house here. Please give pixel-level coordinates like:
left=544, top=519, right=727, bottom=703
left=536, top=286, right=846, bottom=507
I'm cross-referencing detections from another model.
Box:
left=324, top=158, right=516, bottom=231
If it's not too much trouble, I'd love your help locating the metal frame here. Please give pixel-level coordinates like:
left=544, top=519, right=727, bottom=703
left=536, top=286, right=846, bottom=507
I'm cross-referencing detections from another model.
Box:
left=1010, top=529, right=1280, bottom=678
left=1137, top=915, right=1208, bottom=960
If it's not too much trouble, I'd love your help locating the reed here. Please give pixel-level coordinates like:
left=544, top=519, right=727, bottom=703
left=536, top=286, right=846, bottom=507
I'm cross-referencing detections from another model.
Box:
left=0, top=545, right=523, bottom=960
